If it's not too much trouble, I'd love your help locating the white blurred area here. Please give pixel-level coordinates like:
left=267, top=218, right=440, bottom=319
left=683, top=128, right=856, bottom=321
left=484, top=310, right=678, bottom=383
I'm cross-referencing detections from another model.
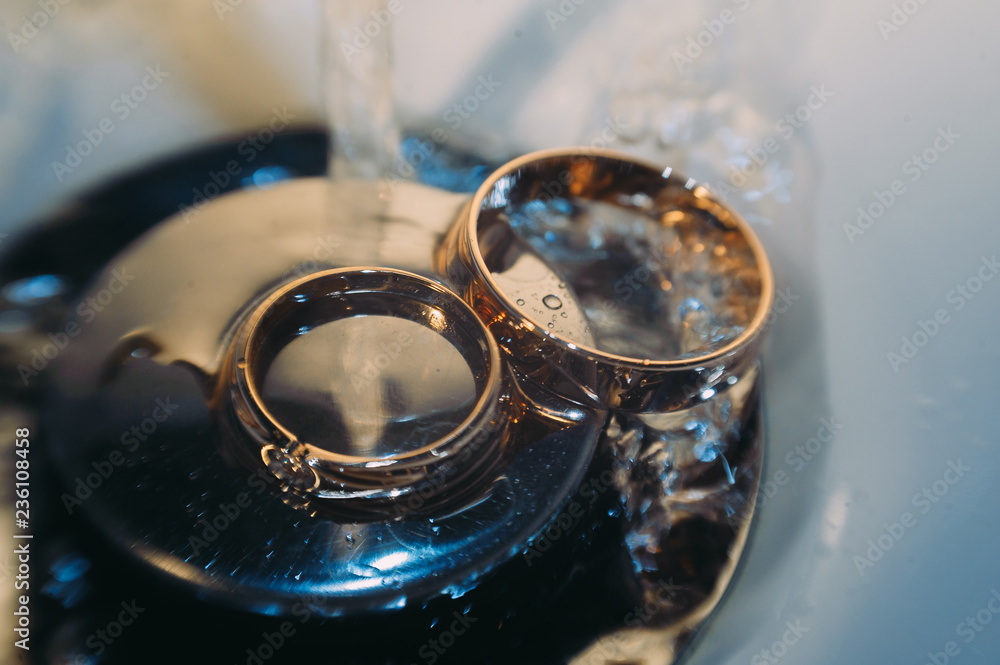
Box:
left=0, top=0, right=816, bottom=235
left=2, top=1, right=1000, bottom=665
left=0, top=0, right=325, bottom=233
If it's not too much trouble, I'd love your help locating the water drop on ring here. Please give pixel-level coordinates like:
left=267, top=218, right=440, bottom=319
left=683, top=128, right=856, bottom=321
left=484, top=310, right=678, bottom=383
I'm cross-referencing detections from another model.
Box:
left=542, top=294, right=563, bottom=310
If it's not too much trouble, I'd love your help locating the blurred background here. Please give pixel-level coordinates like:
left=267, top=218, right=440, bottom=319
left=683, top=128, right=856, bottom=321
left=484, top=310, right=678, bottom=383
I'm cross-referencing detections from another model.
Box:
left=0, top=0, right=998, bottom=663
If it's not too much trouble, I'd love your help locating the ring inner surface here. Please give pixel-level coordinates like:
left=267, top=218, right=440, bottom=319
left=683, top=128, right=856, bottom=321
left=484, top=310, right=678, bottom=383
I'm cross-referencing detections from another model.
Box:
left=476, top=155, right=764, bottom=361
left=249, top=274, right=492, bottom=460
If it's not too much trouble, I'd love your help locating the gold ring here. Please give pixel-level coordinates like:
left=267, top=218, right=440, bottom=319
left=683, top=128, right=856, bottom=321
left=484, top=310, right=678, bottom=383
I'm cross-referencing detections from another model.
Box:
left=215, top=267, right=510, bottom=514
left=438, top=147, right=774, bottom=413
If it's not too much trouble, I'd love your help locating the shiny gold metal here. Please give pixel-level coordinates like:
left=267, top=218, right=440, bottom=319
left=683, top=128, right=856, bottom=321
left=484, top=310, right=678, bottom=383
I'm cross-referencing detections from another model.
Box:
left=216, top=267, right=511, bottom=513
left=439, top=147, right=775, bottom=413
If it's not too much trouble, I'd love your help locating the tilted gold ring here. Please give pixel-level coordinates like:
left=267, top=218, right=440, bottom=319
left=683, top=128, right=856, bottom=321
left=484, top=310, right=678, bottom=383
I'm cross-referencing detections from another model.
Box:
left=438, top=147, right=774, bottom=413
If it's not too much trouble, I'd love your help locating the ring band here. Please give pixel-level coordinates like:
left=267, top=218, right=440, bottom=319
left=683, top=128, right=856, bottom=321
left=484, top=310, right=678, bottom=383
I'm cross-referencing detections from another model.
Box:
left=216, top=268, right=509, bottom=512
left=438, top=147, right=774, bottom=413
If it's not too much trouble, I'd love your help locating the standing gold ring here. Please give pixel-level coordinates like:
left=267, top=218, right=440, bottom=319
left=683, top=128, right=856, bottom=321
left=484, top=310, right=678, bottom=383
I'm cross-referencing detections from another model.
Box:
left=438, top=147, right=774, bottom=413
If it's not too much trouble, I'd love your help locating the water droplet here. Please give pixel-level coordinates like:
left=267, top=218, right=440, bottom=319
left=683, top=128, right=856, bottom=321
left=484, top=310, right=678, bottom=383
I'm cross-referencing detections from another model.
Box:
left=542, top=294, right=563, bottom=310
left=516, top=298, right=525, bottom=306
left=547, top=322, right=555, bottom=329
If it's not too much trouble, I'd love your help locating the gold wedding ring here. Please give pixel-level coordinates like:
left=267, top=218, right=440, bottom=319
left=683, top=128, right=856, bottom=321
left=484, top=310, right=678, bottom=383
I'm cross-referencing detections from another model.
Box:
left=216, top=268, right=510, bottom=513
left=439, top=147, right=774, bottom=413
